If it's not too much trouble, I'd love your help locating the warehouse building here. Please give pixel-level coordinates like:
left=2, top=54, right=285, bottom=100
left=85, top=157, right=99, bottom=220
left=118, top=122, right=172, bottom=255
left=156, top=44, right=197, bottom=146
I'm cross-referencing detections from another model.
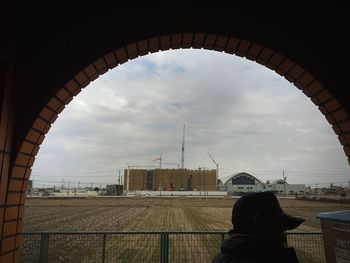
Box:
left=220, top=172, right=264, bottom=193
left=265, top=179, right=305, bottom=195
left=220, top=172, right=305, bottom=195
left=125, top=168, right=217, bottom=191
left=106, top=184, right=124, bottom=196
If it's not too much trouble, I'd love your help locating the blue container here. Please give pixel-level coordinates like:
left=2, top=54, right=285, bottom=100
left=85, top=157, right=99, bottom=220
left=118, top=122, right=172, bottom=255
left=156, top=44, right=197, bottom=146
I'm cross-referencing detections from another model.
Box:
left=317, top=210, right=350, bottom=263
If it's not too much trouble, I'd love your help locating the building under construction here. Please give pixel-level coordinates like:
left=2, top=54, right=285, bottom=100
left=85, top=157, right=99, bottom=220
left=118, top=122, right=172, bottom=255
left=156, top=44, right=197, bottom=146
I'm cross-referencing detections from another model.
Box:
left=124, top=168, right=217, bottom=191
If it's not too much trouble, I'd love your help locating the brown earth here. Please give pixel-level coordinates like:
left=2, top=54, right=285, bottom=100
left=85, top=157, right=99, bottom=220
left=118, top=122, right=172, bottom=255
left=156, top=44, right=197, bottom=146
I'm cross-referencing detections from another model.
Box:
left=23, top=197, right=350, bottom=232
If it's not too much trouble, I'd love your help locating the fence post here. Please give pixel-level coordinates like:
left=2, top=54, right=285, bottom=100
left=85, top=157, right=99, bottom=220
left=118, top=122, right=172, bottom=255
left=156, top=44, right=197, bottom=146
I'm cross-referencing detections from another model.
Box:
left=39, top=233, right=49, bottom=263
left=160, top=233, right=169, bottom=263
left=102, top=233, right=107, bottom=263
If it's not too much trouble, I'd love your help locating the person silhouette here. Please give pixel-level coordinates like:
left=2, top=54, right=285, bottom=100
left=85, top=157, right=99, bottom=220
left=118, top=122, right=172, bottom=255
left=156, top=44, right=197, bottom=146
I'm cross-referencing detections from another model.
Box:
left=212, top=192, right=304, bottom=263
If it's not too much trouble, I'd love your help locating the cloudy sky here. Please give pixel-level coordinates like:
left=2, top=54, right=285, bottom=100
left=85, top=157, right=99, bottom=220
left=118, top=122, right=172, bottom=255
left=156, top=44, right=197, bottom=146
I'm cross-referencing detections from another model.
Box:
left=31, top=49, right=350, bottom=188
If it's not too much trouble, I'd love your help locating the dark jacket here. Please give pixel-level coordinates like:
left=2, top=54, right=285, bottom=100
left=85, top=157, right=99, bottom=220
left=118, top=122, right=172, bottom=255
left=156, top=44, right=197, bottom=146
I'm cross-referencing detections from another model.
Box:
left=212, top=232, right=299, bottom=263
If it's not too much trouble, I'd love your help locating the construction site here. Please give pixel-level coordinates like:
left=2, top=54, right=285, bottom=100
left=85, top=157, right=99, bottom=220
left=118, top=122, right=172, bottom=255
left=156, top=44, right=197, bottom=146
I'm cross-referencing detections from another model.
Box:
left=123, top=124, right=219, bottom=192
left=124, top=168, right=217, bottom=191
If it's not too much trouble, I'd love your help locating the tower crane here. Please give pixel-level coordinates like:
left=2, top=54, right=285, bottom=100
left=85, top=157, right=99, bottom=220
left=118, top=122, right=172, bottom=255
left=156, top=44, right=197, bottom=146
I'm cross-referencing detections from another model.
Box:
left=152, top=155, right=162, bottom=169
left=207, top=152, right=219, bottom=188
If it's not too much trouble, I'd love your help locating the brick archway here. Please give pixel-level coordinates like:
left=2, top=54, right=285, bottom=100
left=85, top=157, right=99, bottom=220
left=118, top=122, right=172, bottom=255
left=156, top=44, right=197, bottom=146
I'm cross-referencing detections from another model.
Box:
left=1, top=33, right=350, bottom=261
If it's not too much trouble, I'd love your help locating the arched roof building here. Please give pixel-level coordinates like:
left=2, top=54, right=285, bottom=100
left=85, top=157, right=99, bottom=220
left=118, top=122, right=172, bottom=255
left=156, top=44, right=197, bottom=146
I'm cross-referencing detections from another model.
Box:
left=220, top=172, right=305, bottom=195
left=221, top=172, right=264, bottom=193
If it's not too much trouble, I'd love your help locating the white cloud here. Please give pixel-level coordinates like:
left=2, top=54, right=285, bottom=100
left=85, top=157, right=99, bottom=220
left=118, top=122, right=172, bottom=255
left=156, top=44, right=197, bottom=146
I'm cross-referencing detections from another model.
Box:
left=32, top=49, right=350, bottom=187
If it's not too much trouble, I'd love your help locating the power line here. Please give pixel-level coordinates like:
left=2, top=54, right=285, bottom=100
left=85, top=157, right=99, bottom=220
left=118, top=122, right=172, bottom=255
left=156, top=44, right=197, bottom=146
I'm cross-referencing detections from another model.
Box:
left=31, top=174, right=118, bottom=178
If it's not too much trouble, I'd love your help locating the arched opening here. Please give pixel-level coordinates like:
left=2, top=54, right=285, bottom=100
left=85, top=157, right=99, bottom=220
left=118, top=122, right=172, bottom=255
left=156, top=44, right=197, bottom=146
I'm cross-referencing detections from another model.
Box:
left=30, top=48, right=350, bottom=191
left=1, top=33, right=350, bottom=261
left=16, top=34, right=350, bottom=191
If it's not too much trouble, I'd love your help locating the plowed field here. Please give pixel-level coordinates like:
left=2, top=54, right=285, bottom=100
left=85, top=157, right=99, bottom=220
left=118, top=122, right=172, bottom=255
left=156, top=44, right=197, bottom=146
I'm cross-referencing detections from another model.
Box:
left=23, top=197, right=350, bottom=232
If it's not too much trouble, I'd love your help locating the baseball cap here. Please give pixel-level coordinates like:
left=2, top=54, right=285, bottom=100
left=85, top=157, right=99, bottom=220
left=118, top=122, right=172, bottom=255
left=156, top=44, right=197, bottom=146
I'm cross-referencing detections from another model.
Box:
left=232, top=192, right=304, bottom=233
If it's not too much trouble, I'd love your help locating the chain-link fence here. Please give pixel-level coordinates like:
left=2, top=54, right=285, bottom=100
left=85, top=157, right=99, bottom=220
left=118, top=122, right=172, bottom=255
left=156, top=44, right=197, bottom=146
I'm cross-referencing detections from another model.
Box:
left=20, top=231, right=325, bottom=263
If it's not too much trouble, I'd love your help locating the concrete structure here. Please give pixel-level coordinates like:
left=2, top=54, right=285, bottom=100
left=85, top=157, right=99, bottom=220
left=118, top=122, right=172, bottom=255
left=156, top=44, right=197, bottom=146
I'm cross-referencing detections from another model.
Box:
left=220, top=172, right=305, bottom=195
left=125, top=168, right=217, bottom=191
left=106, top=184, right=123, bottom=196
left=26, top=180, right=33, bottom=196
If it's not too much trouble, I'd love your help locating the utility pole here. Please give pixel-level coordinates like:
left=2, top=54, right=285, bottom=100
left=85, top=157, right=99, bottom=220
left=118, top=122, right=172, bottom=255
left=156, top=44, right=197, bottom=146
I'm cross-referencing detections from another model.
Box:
left=159, top=155, right=162, bottom=197
left=153, top=154, right=162, bottom=197
left=126, top=164, right=130, bottom=195
left=119, top=170, right=121, bottom=185
left=68, top=181, right=70, bottom=197
left=203, top=167, right=207, bottom=195
left=61, top=179, right=64, bottom=189
left=31, top=179, right=34, bottom=197
left=199, top=167, right=202, bottom=196
left=180, top=124, right=185, bottom=190
left=283, top=171, right=287, bottom=197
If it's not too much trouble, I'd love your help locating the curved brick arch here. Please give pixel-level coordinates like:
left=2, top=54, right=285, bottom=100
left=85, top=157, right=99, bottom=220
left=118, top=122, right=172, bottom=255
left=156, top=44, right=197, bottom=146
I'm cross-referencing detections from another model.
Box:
left=2, top=33, right=350, bottom=260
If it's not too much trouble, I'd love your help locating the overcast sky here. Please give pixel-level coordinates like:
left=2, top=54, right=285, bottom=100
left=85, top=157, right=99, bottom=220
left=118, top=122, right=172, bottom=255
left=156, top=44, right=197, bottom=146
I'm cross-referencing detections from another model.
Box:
left=31, top=49, right=350, bottom=188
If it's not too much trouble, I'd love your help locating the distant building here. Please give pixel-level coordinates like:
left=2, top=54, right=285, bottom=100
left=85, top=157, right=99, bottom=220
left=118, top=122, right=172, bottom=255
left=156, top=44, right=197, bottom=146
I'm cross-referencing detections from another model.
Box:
left=220, top=172, right=264, bottom=193
left=106, top=184, right=123, bottom=196
left=265, top=179, right=305, bottom=195
left=26, top=180, right=33, bottom=196
left=37, top=187, right=55, bottom=196
left=316, top=184, right=346, bottom=195
left=125, top=168, right=217, bottom=191
left=220, top=172, right=305, bottom=195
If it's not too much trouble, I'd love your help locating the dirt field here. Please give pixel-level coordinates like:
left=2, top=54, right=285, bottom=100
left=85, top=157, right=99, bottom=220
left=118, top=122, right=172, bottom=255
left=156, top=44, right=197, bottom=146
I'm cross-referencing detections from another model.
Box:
left=23, top=197, right=350, bottom=232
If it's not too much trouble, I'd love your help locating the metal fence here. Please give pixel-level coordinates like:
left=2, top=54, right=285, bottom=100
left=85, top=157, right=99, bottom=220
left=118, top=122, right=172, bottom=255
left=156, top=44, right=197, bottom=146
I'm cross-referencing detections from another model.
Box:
left=20, top=231, right=325, bottom=263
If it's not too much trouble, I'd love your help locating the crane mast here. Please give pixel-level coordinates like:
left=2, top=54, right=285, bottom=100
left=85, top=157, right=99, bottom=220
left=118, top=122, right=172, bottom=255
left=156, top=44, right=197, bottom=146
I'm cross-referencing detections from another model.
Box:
left=180, top=124, right=185, bottom=190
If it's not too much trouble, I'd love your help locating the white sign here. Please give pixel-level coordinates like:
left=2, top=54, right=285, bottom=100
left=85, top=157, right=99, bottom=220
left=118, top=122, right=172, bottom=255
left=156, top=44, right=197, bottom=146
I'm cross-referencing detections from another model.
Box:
left=335, top=239, right=350, bottom=262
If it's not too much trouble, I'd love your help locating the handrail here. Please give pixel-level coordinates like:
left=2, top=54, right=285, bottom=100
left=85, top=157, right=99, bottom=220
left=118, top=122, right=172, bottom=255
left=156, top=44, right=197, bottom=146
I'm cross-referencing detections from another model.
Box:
left=20, top=230, right=323, bottom=235
left=20, top=231, right=325, bottom=263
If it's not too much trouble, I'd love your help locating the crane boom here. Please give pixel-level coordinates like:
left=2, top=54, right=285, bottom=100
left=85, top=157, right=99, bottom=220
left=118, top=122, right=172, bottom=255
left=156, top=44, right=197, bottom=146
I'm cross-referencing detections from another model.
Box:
left=207, top=152, right=219, bottom=166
